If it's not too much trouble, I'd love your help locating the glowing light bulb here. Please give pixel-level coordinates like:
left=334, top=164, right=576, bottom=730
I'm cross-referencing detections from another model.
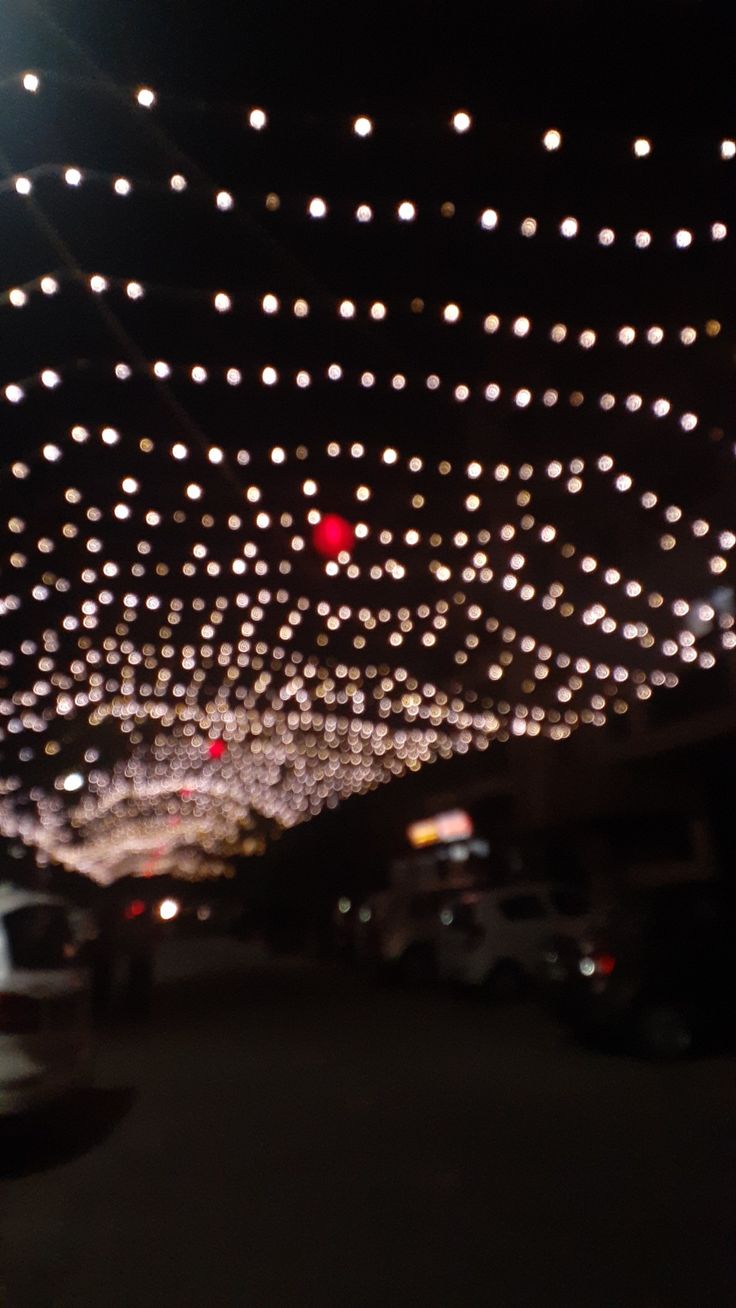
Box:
left=216, top=190, right=234, bottom=211
left=451, top=110, right=472, bottom=133
left=248, top=107, right=267, bottom=130
left=214, top=292, right=231, bottom=312
left=136, top=87, right=156, bottom=108
left=262, top=293, right=279, bottom=314
left=308, top=196, right=327, bottom=218
left=543, top=128, right=562, bottom=151
left=114, top=177, right=131, bottom=195
left=22, top=72, right=40, bottom=93
left=397, top=201, right=416, bottom=221
left=15, top=177, right=32, bottom=195
left=560, top=216, right=578, bottom=238
left=633, top=137, right=651, bottom=157
left=353, top=115, right=373, bottom=137
left=480, top=208, right=499, bottom=230
left=64, top=167, right=82, bottom=187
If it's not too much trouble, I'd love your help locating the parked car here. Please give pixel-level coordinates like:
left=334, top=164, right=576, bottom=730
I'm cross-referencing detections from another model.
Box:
left=358, top=886, right=479, bottom=983
left=543, top=879, right=736, bottom=1057
left=0, top=883, right=92, bottom=1115
left=437, top=882, right=591, bottom=996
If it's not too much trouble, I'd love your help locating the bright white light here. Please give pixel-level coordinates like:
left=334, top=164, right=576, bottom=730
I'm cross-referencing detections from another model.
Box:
left=308, top=196, right=327, bottom=218
left=22, top=72, right=40, bottom=93
left=353, top=115, right=373, bottom=137
left=214, top=292, right=231, bottom=312
left=560, top=216, right=578, bottom=238
left=136, top=87, right=156, bottom=108
left=171, top=442, right=188, bottom=460
left=513, top=316, right=530, bottom=337
left=114, top=177, right=131, bottom=195
left=339, top=299, right=356, bottom=318
left=675, top=229, right=692, bottom=248
left=115, top=363, right=131, bottom=380
left=618, top=326, right=635, bottom=345
left=158, top=898, right=180, bottom=921
left=41, top=369, right=61, bottom=388
left=634, top=230, right=652, bottom=249
left=216, top=190, right=234, bottom=211
left=15, top=177, right=32, bottom=195
left=721, top=139, right=736, bottom=160
left=42, top=443, right=61, bottom=461
left=711, top=222, right=727, bottom=241
left=101, top=427, right=120, bottom=444
left=327, top=363, right=343, bottom=380
left=122, top=477, right=139, bottom=493
left=443, top=303, right=460, bottom=323
left=89, top=275, right=108, bottom=293
left=62, top=771, right=84, bottom=792
left=170, top=174, right=187, bottom=192
left=186, top=483, right=203, bottom=500
left=5, top=385, right=25, bottom=404
left=598, top=228, right=615, bottom=245
left=515, top=388, right=532, bottom=407
left=397, top=200, right=416, bottom=221
left=370, top=302, right=386, bottom=320
left=262, top=293, right=279, bottom=314
left=9, top=289, right=27, bottom=307
left=208, top=446, right=224, bottom=464
left=356, top=204, right=373, bottom=222
left=480, top=208, right=499, bottom=230
left=249, top=107, right=267, bottom=130
left=451, top=110, right=472, bottom=133
left=64, top=168, right=82, bottom=187
left=153, top=360, right=170, bottom=378
left=543, top=128, right=562, bottom=151
left=126, top=281, right=144, bottom=300
left=261, top=366, right=278, bottom=385
left=633, top=137, right=651, bottom=157
left=40, top=276, right=58, bottom=295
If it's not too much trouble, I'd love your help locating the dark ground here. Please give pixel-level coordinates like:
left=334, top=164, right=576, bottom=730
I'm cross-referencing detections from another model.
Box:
left=1, top=937, right=735, bottom=1307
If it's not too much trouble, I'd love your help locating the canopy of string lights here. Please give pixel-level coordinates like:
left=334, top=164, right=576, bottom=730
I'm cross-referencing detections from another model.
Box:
left=1, top=61, right=734, bottom=881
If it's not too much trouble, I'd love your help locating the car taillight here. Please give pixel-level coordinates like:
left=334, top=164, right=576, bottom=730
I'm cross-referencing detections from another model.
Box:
left=579, top=951, right=616, bottom=978
left=0, top=992, right=42, bottom=1034
left=124, top=899, right=147, bottom=920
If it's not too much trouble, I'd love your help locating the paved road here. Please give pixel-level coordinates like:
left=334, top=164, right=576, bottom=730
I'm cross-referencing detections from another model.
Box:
left=2, top=937, right=735, bottom=1307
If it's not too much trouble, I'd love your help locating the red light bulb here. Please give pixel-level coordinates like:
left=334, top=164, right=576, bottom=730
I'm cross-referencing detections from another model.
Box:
left=312, top=514, right=355, bottom=559
left=208, top=739, right=226, bottom=759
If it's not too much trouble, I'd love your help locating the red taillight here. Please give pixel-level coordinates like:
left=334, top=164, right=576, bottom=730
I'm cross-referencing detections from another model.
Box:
left=0, top=992, right=42, bottom=1034
left=594, top=952, right=617, bottom=976
left=580, top=951, right=617, bottom=977
left=124, top=899, right=147, bottom=920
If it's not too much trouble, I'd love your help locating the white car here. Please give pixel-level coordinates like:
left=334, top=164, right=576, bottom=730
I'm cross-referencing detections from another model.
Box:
left=0, top=884, right=92, bottom=1116
left=437, top=882, right=591, bottom=995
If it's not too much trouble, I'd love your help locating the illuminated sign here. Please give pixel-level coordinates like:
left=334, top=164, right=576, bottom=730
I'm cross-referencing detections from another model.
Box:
left=407, top=809, right=474, bottom=848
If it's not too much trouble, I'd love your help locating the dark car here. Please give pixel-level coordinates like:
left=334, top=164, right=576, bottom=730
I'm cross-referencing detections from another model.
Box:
left=543, top=879, right=736, bottom=1057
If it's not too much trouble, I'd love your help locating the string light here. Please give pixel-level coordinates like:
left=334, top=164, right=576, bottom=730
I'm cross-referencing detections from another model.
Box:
left=0, top=76, right=732, bottom=882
